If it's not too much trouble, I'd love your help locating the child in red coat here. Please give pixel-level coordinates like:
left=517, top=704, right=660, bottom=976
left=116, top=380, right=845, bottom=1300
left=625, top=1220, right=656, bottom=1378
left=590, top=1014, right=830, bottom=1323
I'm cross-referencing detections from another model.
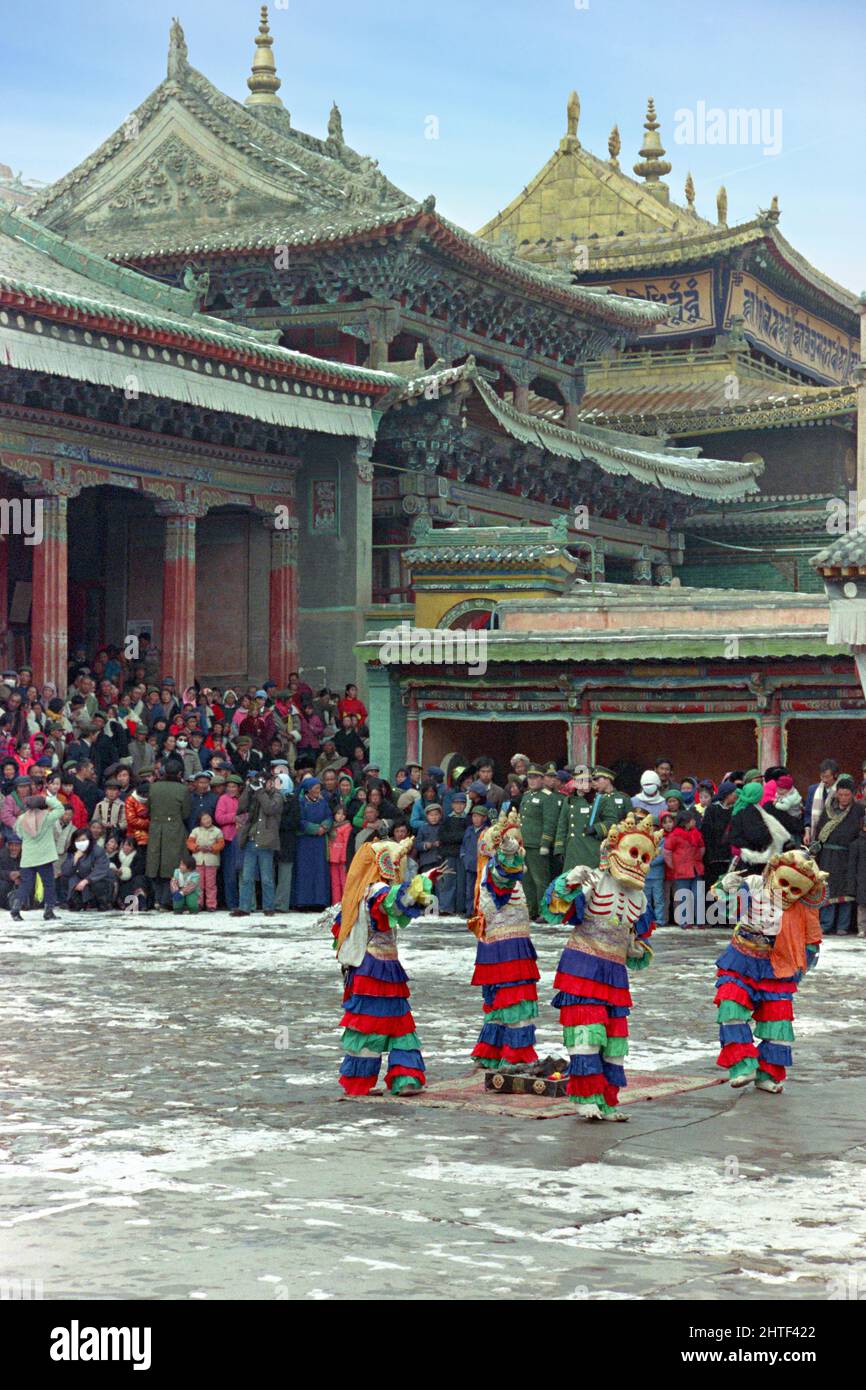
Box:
left=664, top=809, right=705, bottom=927
left=328, top=805, right=352, bottom=903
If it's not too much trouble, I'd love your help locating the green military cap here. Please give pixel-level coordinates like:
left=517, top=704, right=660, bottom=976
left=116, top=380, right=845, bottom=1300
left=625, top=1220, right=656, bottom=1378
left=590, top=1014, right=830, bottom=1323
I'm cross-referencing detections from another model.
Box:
left=527, top=763, right=545, bottom=776
left=592, top=766, right=616, bottom=780
left=544, top=762, right=558, bottom=774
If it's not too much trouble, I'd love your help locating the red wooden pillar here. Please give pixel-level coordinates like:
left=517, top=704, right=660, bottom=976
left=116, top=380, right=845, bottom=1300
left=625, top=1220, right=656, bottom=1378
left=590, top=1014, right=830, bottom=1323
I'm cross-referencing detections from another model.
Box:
left=759, top=706, right=782, bottom=772
left=570, top=704, right=592, bottom=769
left=30, top=490, right=69, bottom=691
left=406, top=691, right=420, bottom=763
left=266, top=510, right=299, bottom=684
left=160, top=510, right=197, bottom=690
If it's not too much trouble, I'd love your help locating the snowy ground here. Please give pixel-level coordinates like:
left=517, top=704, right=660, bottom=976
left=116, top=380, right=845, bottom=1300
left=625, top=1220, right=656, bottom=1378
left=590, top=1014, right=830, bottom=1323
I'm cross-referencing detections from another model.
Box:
left=0, top=908, right=864, bottom=1301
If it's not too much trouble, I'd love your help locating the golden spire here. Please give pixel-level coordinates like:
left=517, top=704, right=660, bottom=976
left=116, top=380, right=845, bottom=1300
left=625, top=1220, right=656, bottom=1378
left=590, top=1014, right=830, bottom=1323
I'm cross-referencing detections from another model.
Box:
left=246, top=5, right=283, bottom=108
left=608, top=124, right=621, bottom=168
left=717, top=185, right=728, bottom=226
left=633, top=98, right=671, bottom=201
left=684, top=171, right=695, bottom=211
left=566, top=91, right=580, bottom=141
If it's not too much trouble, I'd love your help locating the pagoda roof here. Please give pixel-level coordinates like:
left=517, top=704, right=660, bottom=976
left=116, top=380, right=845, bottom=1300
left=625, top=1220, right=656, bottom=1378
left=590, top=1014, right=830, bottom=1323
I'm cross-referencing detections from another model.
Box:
left=0, top=206, right=397, bottom=436
left=393, top=360, right=761, bottom=500
left=476, top=94, right=858, bottom=325
left=580, top=220, right=860, bottom=321
left=120, top=200, right=672, bottom=334
left=28, top=20, right=412, bottom=253
left=26, top=19, right=670, bottom=337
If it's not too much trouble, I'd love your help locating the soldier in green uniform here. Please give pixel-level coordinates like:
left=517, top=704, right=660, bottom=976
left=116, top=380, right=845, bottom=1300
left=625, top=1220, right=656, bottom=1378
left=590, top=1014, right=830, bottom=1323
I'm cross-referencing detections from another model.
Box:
left=518, top=763, right=561, bottom=919
left=543, top=763, right=567, bottom=879
left=592, top=765, right=630, bottom=821
left=554, top=764, right=618, bottom=872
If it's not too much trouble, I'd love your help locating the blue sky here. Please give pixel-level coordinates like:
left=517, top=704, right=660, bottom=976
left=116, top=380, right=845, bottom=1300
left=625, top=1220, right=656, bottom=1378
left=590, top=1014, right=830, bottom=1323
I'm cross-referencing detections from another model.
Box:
left=3, top=0, right=864, bottom=293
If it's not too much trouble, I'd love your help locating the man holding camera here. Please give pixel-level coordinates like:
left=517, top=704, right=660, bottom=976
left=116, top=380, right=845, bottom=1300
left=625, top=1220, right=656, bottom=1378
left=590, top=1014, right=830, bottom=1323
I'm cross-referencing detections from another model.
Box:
left=231, top=771, right=283, bottom=917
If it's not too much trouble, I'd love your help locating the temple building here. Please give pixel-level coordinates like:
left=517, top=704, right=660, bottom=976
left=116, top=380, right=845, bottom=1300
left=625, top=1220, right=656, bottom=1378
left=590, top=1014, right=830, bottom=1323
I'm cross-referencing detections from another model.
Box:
left=2, top=4, right=863, bottom=780
left=4, top=9, right=767, bottom=690
left=357, top=519, right=857, bottom=790
left=479, top=94, right=861, bottom=594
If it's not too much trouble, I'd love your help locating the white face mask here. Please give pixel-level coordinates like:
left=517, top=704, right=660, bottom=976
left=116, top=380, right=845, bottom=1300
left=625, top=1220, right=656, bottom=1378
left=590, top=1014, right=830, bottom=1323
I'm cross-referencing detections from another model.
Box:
left=177, top=739, right=188, bottom=749
left=75, top=839, right=89, bottom=851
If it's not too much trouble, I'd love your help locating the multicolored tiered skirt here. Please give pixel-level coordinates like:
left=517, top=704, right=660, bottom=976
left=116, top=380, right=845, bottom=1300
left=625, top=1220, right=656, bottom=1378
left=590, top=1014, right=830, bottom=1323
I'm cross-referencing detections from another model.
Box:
left=551, top=938, right=633, bottom=1113
left=338, top=931, right=426, bottom=1096
left=470, top=922, right=539, bottom=1070
left=714, top=929, right=800, bottom=1085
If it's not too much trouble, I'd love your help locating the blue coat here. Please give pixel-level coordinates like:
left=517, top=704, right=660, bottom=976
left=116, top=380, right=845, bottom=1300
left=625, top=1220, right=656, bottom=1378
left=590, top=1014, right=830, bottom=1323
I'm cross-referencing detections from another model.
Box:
left=460, top=823, right=482, bottom=872
left=291, top=793, right=332, bottom=907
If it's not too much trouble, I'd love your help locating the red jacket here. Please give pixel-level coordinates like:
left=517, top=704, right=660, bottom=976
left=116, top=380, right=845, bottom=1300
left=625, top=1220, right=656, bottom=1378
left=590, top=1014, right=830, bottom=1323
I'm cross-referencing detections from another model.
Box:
left=337, top=696, right=368, bottom=723
left=663, top=826, right=704, bottom=879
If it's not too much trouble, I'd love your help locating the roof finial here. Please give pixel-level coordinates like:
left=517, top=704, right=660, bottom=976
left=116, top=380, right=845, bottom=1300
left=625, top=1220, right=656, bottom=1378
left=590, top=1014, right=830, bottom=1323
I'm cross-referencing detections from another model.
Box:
left=607, top=124, right=621, bottom=168
left=633, top=98, right=671, bottom=202
left=246, top=5, right=283, bottom=108
left=167, top=17, right=188, bottom=80
left=717, top=185, right=728, bottom=226
left=684, top=171, right=695, bottom=211
left=566, top=91, right=580, bottom=142
left=328, top=101, right=344, bottom=146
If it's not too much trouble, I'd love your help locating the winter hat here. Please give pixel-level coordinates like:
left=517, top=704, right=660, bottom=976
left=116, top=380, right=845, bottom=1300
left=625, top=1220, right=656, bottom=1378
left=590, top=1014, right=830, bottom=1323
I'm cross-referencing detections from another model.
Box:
left=639, top=770, right=661, bottom=794
left=776, top=775, right=794, bottom=791
left=424, top=801, right=443, bottom=817
left=451, top=790, right=467, bottom=806
left=469, top=780, right=489, bottom=797
left=760, top=779, right=778, bottom=806
left=743, top=768, right=762, bottom=784
left=397, top=790, right=421, bottom=811
left=716, top=780, right=738, bottom=800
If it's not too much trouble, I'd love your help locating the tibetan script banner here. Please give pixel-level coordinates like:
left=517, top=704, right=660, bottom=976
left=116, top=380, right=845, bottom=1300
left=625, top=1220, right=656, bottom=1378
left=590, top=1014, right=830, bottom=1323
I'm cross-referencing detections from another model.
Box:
left=598, top=271, right=714, bottom=336
left=724, top=273, right=857, bottom=384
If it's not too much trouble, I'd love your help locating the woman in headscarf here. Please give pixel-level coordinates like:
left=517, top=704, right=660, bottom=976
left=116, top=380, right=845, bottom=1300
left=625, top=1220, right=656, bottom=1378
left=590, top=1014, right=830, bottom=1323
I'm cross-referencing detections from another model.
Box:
left=290, top=776, right=332, bottom=910
left=813, top=774, right=863, bottom=934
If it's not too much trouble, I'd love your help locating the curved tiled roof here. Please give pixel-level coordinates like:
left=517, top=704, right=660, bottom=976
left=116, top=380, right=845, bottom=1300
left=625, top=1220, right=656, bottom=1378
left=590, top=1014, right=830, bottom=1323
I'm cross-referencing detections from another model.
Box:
left=395, top=362, right=761, bottom=500
left=0, top=208, right=398, bottom=391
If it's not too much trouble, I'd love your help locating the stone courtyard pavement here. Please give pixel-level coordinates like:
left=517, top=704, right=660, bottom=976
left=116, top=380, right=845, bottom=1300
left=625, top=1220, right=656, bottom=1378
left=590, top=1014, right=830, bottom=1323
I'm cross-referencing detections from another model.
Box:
left=1, top=909, right=864, bottom=1301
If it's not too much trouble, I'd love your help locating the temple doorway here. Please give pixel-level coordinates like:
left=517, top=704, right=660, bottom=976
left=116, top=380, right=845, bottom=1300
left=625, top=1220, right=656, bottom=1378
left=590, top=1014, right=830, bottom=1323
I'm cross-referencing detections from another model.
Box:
left=420, top=716, right=569, bottom=781
left=594, top=716, right=759, bottom=793
left=783, top=716, right=866, bottom=792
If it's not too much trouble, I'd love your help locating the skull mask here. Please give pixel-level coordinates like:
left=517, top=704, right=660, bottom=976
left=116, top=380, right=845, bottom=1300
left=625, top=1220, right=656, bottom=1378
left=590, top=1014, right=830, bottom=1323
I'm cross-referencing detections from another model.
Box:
left=603, top=814, right=662, bottom=890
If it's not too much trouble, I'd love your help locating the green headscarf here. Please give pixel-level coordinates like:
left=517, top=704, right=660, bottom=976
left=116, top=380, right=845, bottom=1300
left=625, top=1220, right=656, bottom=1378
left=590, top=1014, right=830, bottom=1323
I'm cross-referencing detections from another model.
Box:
left=733, top=781, right=763, bottom=816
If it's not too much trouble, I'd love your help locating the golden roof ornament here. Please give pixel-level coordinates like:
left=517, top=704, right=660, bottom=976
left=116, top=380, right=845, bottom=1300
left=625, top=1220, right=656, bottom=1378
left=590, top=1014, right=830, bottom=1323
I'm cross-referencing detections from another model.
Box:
left=717, top=184, right=728, bottom=226
left=607, top=124, right=621, bottom=168
left=684, top=171, right=695, bottom=210
left=759, top=193, right=781, bottom=224
left=633, top=98, right=671, bottom=201
left=566, top=91, right=580, bottom=143
left=246, top=5, right=284, bottom=108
